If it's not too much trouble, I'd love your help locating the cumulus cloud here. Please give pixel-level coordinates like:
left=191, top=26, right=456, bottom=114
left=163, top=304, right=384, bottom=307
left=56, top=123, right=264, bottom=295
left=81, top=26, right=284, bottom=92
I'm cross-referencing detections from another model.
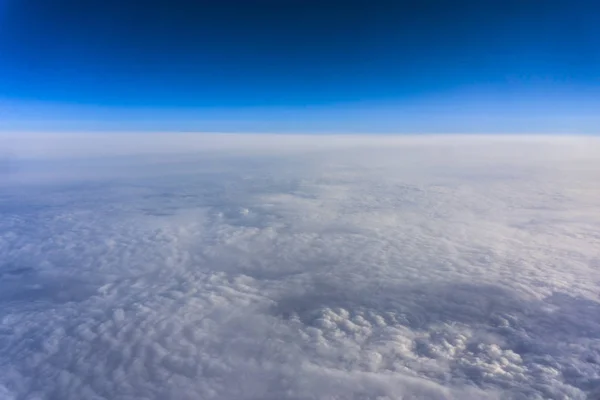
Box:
left=1, top=134, right=599, bottom=399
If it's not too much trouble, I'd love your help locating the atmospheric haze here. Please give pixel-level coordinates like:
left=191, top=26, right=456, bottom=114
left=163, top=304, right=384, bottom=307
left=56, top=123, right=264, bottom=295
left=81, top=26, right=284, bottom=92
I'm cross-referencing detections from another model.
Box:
left=1, top=134, right=600, bottom=400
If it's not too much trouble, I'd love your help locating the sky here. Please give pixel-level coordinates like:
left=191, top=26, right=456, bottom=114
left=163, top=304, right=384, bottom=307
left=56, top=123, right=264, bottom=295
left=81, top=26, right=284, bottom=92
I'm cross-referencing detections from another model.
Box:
left=0, top=0, right=599, bottom=133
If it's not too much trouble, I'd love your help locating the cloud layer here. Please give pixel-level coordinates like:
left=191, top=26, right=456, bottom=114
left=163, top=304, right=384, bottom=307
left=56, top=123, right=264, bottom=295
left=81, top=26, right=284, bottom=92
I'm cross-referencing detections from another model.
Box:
left=1, top=135, right=599, bottom=399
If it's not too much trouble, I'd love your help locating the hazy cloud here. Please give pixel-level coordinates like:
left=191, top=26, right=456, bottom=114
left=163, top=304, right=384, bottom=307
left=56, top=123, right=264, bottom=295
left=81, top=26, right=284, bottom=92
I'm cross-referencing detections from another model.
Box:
left=1, top=135, right=599, bottom=399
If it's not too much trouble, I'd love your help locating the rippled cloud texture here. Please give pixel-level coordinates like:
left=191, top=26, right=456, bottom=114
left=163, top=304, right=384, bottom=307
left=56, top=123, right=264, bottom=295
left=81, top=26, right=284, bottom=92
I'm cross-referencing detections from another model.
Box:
left=1, top=134, right=600, bottom=399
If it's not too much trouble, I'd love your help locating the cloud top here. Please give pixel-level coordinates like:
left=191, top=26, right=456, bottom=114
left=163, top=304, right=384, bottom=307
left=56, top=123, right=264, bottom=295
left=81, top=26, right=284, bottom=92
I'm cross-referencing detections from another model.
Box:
left=1, top=135, right=599, bottom=399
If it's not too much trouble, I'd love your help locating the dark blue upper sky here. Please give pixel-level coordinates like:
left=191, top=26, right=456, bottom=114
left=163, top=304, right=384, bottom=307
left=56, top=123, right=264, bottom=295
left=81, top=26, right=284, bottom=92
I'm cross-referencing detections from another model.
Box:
left=0, top=0, right=599, bottom=133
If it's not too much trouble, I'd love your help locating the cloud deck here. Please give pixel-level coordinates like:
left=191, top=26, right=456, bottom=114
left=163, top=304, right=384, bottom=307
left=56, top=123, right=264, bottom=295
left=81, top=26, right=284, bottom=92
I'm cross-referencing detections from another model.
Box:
left=1, top=135, right=599, bottom=399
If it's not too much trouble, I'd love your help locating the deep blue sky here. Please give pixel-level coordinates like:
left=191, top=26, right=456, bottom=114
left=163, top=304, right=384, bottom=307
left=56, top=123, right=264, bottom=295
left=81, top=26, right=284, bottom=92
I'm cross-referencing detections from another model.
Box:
left=0, top=0, right=599, bottom=133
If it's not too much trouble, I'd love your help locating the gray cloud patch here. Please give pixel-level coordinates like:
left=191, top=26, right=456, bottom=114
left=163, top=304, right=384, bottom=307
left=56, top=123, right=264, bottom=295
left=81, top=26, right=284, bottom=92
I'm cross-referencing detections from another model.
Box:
left=1, top=135, right=599, bottom=399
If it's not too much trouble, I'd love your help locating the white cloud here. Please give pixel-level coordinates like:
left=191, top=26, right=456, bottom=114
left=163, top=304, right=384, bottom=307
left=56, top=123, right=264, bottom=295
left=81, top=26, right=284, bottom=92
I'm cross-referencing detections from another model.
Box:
left=0, top=134, right=599, bottom=399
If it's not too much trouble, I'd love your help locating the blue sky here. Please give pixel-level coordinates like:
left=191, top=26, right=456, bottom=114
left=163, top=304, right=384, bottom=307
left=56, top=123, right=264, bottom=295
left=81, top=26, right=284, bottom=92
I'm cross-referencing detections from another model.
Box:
left=0, top=0, right=599, bottom=133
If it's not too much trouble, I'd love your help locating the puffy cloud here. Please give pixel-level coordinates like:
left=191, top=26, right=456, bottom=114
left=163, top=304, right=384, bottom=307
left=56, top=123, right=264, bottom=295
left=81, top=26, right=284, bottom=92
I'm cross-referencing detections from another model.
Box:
left=0, top=134, right=599, bottom=399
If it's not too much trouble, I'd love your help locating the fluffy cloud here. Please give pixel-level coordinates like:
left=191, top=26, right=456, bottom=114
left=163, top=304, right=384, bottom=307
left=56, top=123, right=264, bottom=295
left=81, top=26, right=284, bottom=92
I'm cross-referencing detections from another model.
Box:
left=1, top=134, right=599, bottom=399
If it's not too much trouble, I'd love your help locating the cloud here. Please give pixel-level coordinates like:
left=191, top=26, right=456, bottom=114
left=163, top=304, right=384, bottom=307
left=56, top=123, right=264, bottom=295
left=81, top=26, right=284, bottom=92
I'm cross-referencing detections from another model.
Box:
left=0, top=134, right=599, bottom=399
